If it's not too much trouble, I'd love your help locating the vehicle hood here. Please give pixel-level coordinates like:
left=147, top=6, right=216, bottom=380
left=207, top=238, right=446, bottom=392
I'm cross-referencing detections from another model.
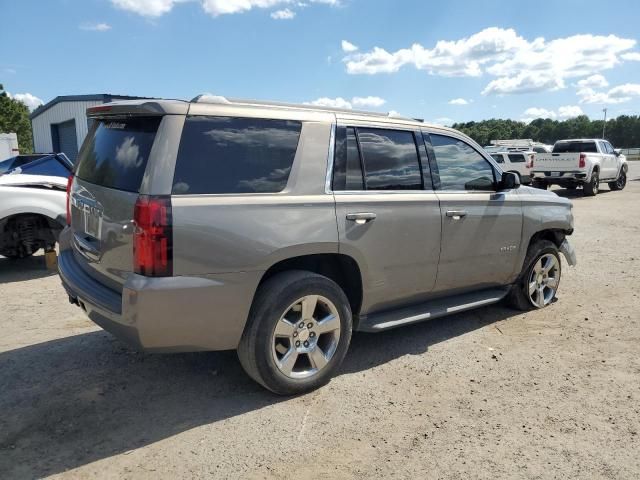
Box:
left=0, top=174, right=68, bottom=190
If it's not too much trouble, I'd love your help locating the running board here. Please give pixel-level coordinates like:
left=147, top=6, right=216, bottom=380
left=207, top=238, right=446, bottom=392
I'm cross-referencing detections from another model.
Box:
left=357, top=287, right=510, bottom=332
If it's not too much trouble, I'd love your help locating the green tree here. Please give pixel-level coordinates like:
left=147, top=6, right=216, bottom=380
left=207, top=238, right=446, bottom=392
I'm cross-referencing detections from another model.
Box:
left=0, top=84, right=34, bottom=153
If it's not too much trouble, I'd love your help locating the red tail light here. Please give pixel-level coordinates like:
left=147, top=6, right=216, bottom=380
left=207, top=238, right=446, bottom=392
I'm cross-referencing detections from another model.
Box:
left=527, top=154, right=534, bottom=169
left=66, top=175, right=74, bottom=225
left=133, top=195, right=173, bottom=277
left=579, top=153, right=586, bottom=169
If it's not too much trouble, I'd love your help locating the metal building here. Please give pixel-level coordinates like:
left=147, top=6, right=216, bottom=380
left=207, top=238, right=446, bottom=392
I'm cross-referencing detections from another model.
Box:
left=29, top=94, right=148, bottom=162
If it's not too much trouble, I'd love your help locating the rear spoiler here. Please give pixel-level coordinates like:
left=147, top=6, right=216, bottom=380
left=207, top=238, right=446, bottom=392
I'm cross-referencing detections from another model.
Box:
left=87, top=100, right=189, bottom=118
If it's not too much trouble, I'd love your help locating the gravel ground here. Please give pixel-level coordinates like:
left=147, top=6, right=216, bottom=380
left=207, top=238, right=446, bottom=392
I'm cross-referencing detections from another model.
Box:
left=1, top=164, right=639, bottom=479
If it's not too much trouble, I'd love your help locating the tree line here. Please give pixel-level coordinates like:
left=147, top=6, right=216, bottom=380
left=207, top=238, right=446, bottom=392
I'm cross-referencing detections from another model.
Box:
left=0, top=84, right=34, bottom=153
left=451, top=115, right=640, bottom=149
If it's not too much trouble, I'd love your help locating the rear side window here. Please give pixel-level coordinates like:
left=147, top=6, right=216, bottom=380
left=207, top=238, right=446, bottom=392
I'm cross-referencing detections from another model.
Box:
left=508, top=154, right=526, bottom=163
left=491, top=154, right=504, bottom=163
left=75, top=117, right=161, bottom=192
left=172, top=116, right=301, bottom=194
left=357, top=128, right=422, bottom=190
left=553, top=142, right=598, bottom=153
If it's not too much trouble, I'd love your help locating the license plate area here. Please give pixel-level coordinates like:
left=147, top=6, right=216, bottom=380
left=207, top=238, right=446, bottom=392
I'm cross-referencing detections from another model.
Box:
left=83, top=208, right=102, bottom=239
left=550, top=171, right=561, bottom=177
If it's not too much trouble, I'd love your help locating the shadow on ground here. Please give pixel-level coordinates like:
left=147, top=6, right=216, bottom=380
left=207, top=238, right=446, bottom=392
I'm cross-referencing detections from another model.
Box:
left=0, top=255, right=57, bottom=284
left=0, top=304, right=518, bottom=478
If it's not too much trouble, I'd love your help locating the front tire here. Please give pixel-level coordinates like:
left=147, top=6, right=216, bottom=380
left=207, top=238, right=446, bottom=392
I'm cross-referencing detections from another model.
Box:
left=608, top=168, right=627, bottom=191
left=238, top=270, right=353, bottom=395
left=583, top=171, right=599, bottom=196
left=507, top=240, right=562, bottom=311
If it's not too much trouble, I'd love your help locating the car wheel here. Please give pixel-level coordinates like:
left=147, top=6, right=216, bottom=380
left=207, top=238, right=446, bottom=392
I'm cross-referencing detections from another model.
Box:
left=507, top=240, right=562, bottom=311
left=237, top=270, right=352, bottom=395
left=608, top=168, right=627, bottom=191
left=583, top=171, right=599, bottom=196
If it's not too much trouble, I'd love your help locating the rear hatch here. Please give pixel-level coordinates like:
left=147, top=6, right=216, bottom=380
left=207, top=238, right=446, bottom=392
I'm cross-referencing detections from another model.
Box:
left=535, top=141, right=597, bottom=171
left=70, top=116, right=162, bottom=292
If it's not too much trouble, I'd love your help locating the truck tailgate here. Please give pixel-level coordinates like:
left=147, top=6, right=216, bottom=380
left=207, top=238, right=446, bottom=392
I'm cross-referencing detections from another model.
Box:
left=535, top=153, right=580, bottom=171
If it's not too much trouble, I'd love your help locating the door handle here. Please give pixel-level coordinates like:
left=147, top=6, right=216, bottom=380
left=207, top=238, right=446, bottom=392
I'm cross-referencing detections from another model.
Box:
left=346, top=212, right=377, bottom=224
left=446, top=210, right=468, bottom=220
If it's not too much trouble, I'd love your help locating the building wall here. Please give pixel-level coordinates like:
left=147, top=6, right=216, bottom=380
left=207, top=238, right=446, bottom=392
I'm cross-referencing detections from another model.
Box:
left=31, top=100, right=102, bottom=153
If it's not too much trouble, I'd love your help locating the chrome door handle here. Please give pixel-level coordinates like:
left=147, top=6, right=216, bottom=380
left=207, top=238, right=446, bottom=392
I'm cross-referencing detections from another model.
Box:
left=346, top=212, right=377, bottom=224
left=446, top=210, right=467, bottom=220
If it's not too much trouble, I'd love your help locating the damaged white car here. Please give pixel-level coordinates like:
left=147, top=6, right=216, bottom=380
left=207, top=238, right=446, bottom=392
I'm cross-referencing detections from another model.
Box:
left=0, top=154, right=72, bottom=259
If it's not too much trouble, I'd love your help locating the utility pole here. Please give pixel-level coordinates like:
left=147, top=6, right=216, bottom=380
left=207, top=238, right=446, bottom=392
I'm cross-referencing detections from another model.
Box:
left=602, top=108, right=607, bottom=139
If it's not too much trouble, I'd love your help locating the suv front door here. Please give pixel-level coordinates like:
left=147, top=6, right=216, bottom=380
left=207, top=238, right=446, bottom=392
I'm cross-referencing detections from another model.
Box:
left=332, top=125, right=441, bottom=314
left=426, top=132, right=523, bottom=294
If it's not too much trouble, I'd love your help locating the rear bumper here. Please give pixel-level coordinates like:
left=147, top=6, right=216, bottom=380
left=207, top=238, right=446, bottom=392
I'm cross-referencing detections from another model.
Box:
left=531, top=171, right=588, bottom=185
left=57, top=228, right=261, bottom=352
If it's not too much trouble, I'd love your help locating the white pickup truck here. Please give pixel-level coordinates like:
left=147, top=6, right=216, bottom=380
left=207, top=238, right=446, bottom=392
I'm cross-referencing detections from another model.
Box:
left=532, top=139, right=628, bottom=196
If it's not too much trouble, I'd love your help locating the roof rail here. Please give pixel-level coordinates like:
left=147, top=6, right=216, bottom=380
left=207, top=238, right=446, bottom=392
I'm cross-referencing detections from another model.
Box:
left=190, top=93, right=417, bottom=121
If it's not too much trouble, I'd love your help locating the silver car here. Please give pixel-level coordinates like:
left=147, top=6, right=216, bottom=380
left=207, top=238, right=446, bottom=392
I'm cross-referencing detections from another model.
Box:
left=58, top=96, right=576, bottom=394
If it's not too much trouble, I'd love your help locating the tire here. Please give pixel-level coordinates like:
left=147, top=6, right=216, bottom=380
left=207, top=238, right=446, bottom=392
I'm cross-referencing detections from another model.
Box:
left=532, top=180, right=548, bottom=190
left=237, top=270, right=353, bottom=395
left=608, top=168, right=627, bottom=191
left=507, top=240, right=562, bottom=311
left=583, top=171, right=599, bottom=196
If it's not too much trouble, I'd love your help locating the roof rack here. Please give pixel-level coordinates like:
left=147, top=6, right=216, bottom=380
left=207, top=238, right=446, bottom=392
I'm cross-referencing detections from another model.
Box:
left=190, top=94, right=418, bottom=122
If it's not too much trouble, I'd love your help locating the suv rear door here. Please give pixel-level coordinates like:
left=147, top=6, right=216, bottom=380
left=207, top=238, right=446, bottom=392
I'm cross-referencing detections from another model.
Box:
left=332, top=124, right=441, bottom=314
left=70, top=116, right=163, bottom=291
left=426, top=132, right=523, bottom=293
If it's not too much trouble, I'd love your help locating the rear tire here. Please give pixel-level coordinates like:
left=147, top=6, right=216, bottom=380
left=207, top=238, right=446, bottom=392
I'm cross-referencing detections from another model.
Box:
left=507, top=240, right=562, bottom=311
left=608, top=168, right=627, bottom=191
left=237, top=270, right=353, bottom=395
left=583, top=171, right=599, bottom=196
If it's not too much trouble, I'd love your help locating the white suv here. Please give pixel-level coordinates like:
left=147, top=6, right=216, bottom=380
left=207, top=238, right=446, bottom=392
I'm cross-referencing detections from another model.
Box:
left=489, top=151, right=534, bottom=185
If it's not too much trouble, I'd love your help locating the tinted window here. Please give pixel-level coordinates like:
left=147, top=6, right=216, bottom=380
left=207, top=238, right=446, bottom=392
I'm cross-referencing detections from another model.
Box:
left=508, top=153, right=526, bottom=163
left=357, top=128, right=422, bottom=190
left=553, top=141, right=598, bottom=153
left=333, top=126, right=364, bottom=190
left=430, top=134, right=495, bottom=191
left=75, top=117, right=161, bottom=192
left=491, top=154, right=504, bottom=163
left=173, top=116, right=301, bottom=194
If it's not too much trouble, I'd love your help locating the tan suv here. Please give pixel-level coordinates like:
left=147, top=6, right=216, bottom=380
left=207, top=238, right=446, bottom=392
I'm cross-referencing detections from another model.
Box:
left=58, top=96, right=576, bottom=394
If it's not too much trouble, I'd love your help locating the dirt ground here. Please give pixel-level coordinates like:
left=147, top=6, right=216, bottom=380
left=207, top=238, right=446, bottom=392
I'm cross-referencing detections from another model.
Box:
left=1, top=164, right=639, bottom=479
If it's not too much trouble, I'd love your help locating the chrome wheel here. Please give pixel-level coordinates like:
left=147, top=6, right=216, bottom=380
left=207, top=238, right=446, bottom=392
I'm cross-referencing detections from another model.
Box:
left=271, top=295, right=341, bottom=379
left=528, top=253, right=560, bottom=308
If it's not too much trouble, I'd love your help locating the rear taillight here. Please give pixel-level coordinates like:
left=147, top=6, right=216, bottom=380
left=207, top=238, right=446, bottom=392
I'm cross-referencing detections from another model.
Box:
left=579, top=153, right=586, bottom=169
left=527, top=154, right=534, bottom=169
left=133, top=195, right=173, bottom=277
left=66, top=175, right=74, bottom=226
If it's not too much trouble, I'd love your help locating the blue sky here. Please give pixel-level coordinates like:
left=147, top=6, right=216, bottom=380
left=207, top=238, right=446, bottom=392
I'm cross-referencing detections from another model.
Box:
left=2, top=0, right=640, bottom=125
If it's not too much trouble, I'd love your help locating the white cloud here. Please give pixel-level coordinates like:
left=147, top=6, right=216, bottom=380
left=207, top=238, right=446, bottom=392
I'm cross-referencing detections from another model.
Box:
left=448, top=98, right=469, bottom=105
left=341, top=40, right=358, bottom=53
left=523, top=107, right=556, bottom=119
left=557, top=105, right=584, bottom=118
left=270, top=8, right=295, bottom=19
left=577, top=74, right=609, bottom=89
left=352, top=96, right=386, bottom=108
left=306, top=95, right=387, bottom=110
left=111, top=0, right=337, bottom=17
left=578, top=83, right=640, bottom=104
left=79, top=22, right=112, bottom=31
left=621, top=52, right=640, bottom=61
left=433, top=117, right=454, bottom=126
left=521, top=105, right=584, bottom=122
left=342, top=27, right=637, bottom=95
left=9, top=93, right=44, bottom=111
left=306, top=97, right=353, bottom=109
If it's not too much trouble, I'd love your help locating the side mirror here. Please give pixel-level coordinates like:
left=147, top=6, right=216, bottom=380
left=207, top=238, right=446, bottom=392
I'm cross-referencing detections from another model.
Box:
left=614, top=150, right=621, bottom=157
left=500, top=171, right=520, bottom=190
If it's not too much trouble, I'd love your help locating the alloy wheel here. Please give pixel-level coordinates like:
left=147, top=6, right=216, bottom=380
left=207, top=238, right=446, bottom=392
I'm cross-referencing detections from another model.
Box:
left=271, top=295, right=341, bottom=379
left=527, top=253, right=560, bottom=308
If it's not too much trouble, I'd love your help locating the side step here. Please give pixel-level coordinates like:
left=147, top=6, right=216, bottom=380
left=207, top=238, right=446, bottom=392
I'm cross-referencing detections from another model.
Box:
left=357, top=287, right=510, bottom=332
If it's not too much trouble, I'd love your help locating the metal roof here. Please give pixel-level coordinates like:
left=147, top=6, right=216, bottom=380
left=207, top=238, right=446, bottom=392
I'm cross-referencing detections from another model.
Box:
left=29, top=94, right=151, bottom=119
